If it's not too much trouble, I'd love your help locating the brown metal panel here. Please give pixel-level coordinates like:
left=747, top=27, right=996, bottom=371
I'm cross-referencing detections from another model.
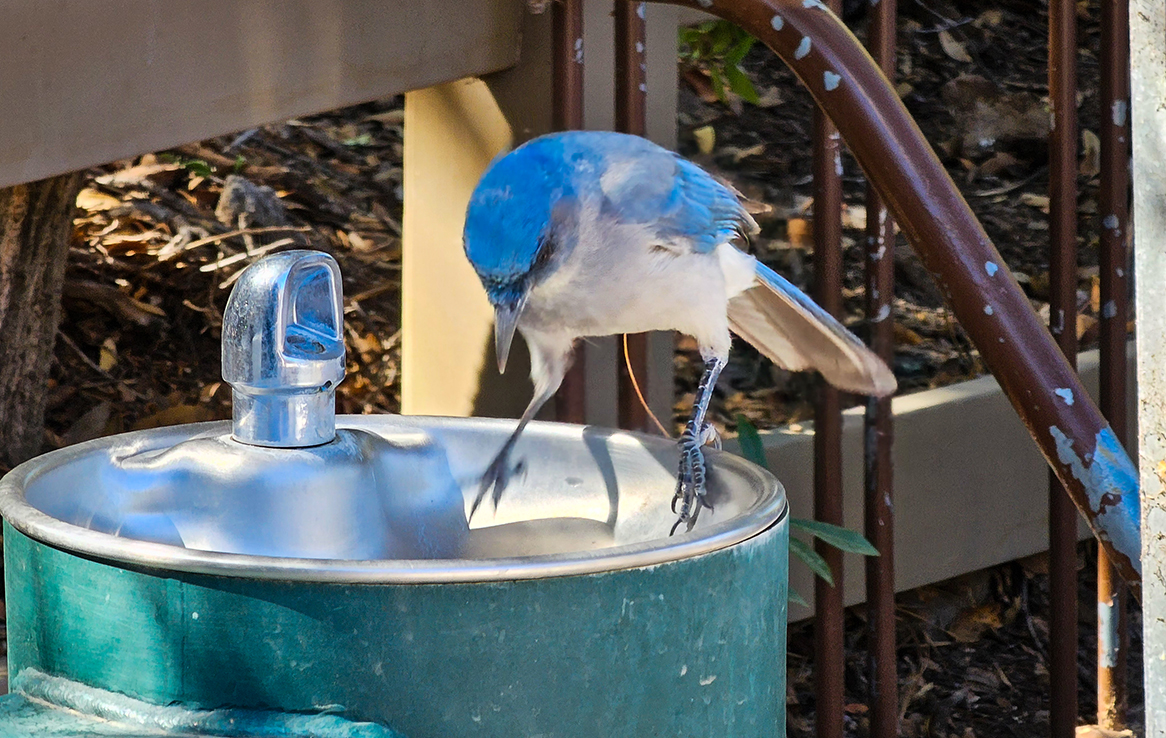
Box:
left=862, top=0, right=898, bottom=732
left=553, top=0, right=588, bottom=424
left=1097, top=0, right=1131, bottom=726
left=652, top=0, right=1140, bottom=594
left=812, top=0, right=845, bottom=731
left=614, top=1, right=652, bottom=432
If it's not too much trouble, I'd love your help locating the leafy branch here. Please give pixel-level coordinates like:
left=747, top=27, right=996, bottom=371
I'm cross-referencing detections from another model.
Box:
left=678, top=20, right=761, bottom=106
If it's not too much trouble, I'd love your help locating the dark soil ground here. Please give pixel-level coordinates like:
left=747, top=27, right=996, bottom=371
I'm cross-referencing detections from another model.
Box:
left=782, top=543, right=1144, bottom=737
left=2, top=0, right=1140, bottom=734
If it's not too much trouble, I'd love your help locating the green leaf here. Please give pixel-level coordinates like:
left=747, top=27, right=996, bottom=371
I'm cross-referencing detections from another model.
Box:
left=678, top=29, right=701, bottom=59
left=182, top=159, right=213, bottom=178
left=711, top=29, right=733, bottom=55
left=707, top=66, right=729, bottom=103
left=724, top=34, right=756, bottom=66
left=343, top=133, right=373, bottom=147
left=233, top=155, right=247, bottom=174
left=734, top=414, right=769, bottom=470
left=791, top=518, right=880, bottom=557
left=789, top=537, right=834, bottom=586
left=788, top=588, right=810, bottom=608
left=724, top=65, right=760, bottom=105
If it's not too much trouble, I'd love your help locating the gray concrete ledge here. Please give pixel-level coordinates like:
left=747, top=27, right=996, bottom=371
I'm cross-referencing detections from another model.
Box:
left=723, top=343, right=1135, bottom=619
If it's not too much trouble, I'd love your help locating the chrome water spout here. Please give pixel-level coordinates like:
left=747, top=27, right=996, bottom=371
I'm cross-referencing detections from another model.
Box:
left=81, top=248, right=471, bottom=560
left=222, top=250, right=345, bottom=448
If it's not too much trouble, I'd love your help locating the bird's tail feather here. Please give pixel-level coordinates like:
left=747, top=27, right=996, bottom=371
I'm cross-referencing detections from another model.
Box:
left=727, top=262, right=897, bottom=397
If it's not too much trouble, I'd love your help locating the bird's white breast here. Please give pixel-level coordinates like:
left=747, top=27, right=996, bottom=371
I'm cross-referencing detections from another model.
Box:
left=520, top=198, right=758, bottom=359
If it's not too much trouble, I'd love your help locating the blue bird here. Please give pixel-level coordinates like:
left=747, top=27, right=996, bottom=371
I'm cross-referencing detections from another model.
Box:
left=463, top=131, right=896, bottom=530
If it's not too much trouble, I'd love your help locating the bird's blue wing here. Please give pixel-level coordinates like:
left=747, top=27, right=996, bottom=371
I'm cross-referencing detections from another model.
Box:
left=587, top=135, right=754, bottom=254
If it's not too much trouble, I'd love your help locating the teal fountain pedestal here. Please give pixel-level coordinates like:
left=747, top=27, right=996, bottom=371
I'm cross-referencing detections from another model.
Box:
left=0, top=418, right=788, bottom=738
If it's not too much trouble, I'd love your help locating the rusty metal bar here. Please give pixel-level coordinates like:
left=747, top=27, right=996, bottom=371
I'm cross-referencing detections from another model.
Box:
left=812, top=0, right=845, bottom=732
left=1097, top=535, right=1130, bottom=727
left=862, top=0, right=898, bottom=731
left=651, top=0, right=1141, bottom=595
left=614, top=2, right=647, bottom=135
left=1048, top=0, right=1080, bottom=731
left=614, top=1, right=652, bottom=432
left=1097, top=0, right=1131, bottom=726
left=552, top=0, right=585, bottom=131
left=553, top=0, right=587, bottom=424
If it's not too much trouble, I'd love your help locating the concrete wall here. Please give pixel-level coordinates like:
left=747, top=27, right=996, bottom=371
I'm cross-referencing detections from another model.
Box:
left=0, top=0, right=524, bottom=189
left=733, top=344, right=1135, bottom=619
left=1131, top=0, right=1166, bottom=725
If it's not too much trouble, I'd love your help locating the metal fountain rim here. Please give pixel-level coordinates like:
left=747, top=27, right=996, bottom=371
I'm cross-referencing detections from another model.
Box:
left=0, top=416, right=787, bottom=584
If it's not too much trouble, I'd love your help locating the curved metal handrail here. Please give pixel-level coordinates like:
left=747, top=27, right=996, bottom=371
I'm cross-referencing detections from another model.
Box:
left=652, top=0, right=1142, bottom=594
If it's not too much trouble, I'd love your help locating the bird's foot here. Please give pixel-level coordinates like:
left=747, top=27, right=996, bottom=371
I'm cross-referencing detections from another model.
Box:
left=471, top=448, right=526, bottom=518
left=670, top=427, right=712, bottom=534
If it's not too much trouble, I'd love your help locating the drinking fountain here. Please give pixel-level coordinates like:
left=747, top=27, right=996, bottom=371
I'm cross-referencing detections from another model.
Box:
left=0, top=250, right=789, bottom=737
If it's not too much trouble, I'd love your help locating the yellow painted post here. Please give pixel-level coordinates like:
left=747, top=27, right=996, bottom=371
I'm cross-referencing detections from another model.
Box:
left=401, top=80, right=515, bottom=418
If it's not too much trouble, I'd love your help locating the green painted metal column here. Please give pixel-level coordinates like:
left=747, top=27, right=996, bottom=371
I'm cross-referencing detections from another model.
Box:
left=2, top=518, right=787, bottom=737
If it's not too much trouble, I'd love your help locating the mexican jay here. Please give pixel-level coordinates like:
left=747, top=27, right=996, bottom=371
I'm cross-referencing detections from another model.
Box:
left=463, top=131, right=895, bottom=530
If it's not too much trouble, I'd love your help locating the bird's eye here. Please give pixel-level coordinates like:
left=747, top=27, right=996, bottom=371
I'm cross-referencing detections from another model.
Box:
left=532, top=235, right=556, bottom=271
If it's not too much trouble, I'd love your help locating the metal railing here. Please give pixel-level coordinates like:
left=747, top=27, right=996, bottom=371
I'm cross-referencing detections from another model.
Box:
left=549, top=0, right=1138, bottom=736
left=1097, top=0, right=1132, bottom=726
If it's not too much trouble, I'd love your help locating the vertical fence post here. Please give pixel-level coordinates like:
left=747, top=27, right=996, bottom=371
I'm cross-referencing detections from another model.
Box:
left=614, top=1, right=653, bottom=433
left=1131, top=0, right=1166, bottom=731
left=812, top=0, right=845, bottom=734
left=1048, top=0, right=1080, bottom=733
left=1097, top=0, right=1131, bottom=727
left=863, top=0, right=898, bottom=732
left=553, top=0, right=588, bottom=424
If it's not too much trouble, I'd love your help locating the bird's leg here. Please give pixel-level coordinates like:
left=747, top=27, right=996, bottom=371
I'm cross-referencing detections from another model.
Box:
left=671, top=356, right=725, bottom=533
left=471, top=387, right=556, bottom=518
left=472, top=338, right=575, bottom=518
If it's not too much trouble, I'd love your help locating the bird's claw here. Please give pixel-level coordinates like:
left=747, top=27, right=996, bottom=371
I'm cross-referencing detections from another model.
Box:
left=471, top=450, right=525, bottom=518
left=670, top=427, right=712, bottom=533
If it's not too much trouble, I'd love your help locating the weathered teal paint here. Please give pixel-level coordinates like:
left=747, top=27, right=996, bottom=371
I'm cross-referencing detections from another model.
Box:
left=3, top=516, right=787, bottom=737
left=0, top=669, right=401, bottom=737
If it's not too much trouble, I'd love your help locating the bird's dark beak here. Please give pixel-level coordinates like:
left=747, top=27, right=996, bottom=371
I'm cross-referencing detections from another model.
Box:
left=493, top=293, right=528, bottom=374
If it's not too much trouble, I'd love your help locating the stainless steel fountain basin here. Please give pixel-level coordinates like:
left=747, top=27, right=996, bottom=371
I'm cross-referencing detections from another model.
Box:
left=0, top=415, right=789, bottom=737
left=3, top=415, right=784, bottom=581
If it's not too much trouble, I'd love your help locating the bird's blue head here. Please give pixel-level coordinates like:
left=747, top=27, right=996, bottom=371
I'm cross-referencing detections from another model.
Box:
left=463, top=136, right=588, bottom=371
left=463, top=139, right=584, bottom=300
